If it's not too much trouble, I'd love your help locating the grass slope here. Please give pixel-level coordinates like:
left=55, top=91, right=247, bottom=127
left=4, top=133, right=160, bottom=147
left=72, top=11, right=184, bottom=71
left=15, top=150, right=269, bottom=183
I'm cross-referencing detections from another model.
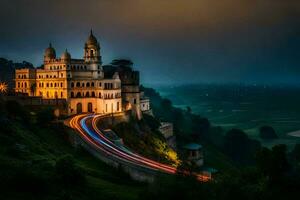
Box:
left=0, top=117, right=144, bottom=200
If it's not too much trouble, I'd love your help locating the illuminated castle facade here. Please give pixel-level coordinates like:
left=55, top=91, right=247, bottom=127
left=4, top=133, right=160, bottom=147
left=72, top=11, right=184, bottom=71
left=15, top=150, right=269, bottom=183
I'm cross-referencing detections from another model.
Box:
left=15, top=31, right=146, bottom=118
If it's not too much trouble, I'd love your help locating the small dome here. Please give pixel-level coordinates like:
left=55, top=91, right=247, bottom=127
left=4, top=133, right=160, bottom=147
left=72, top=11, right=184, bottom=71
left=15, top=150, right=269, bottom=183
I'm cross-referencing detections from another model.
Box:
left=44, top=43, right=56, bottom=59
left=112, top=72, right=120, bottom=79
left=86, top=30, right=98, bottom=46
left=61, top=49, right=71, bottom=60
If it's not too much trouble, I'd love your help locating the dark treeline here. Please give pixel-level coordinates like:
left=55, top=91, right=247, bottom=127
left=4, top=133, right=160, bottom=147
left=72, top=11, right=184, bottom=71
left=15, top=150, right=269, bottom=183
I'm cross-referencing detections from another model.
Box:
left=142, top=86, right=300, bottom=200
left=0, top=58, right=34, bottom=88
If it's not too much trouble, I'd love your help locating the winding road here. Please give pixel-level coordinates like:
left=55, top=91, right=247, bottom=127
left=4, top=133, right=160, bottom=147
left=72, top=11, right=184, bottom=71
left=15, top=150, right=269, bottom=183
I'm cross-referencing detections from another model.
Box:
left=69, top=113, right=210, bottom=181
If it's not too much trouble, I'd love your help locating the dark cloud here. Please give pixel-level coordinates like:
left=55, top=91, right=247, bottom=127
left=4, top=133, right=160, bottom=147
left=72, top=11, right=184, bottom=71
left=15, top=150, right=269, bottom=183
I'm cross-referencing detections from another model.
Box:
left=0, top=0, right=299, bottom=85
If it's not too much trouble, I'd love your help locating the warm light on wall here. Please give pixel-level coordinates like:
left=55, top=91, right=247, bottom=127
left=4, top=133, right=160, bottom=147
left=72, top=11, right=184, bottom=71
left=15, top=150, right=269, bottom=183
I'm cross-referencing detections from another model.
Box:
left=0, top=82, right=8, bottom=93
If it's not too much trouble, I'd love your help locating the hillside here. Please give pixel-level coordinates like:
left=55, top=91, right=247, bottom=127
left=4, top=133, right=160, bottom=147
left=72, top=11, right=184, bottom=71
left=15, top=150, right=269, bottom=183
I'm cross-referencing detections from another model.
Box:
left=0, top=99, right=145, bottom=200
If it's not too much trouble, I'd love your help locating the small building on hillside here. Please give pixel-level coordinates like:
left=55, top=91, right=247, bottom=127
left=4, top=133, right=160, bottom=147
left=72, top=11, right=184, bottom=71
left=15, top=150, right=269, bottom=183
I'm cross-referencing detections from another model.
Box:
left=159, top=122, right=173, bottom=138
left=183, top=143, right=204, bottom=167
left=159, top=122, right=176, bottom=149
left=140, top=91, right=152, bottom=115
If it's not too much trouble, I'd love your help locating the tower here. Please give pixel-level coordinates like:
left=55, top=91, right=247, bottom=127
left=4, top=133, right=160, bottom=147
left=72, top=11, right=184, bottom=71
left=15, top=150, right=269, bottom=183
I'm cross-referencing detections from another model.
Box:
left=84, top=30, right=101, bottom=64
left=44, top=43, right=56, bottom=63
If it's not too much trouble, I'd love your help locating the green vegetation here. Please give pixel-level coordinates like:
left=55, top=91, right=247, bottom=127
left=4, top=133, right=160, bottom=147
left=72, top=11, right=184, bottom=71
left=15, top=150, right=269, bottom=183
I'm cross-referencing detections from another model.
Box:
left=112, top=114, right=179, bottom=166
left=156, top=84, right=300, bottom=148
left=2, top=83, right=300, bottom=199
left=0, top=99, right=144, bottom=200
left=259, top=126, right=278, bottom=140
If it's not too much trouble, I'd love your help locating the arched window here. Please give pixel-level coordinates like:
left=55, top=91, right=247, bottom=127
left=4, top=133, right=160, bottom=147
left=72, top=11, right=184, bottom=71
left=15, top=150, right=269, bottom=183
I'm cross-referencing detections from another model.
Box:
left=84, top=66, right=87, bottom=70
left=61, top=82, right=63, bottom=87
left=76, top=82, right=80, bottom=87
left=71, top=82, right=74, bottom=88
left=50, top=83, right=53, bottom=87
left=24, top=82, right=27, bottom=87
left=61, top=92, right=63, bottom=98
left=18, top=82, right=20, bottom=88
left=91, top=82, right=94, bottom=87
left=99, top=92, right=101, bottom=98
left=86, top=82, right=90, bottom=87
left=76, top=92, right=81, bottom=98
left=81, top=66, right=83, bottom=70
left=50, top=66, right=52, bottom=70
left=91, top=92, right=95, bottom=97
left=54, top=83, right=57, bottom=87
left=71, top=92, right=74, bottom=98
left=86, top=92, right=90, bottom=97
left=81, top=83, right=85, bottom=87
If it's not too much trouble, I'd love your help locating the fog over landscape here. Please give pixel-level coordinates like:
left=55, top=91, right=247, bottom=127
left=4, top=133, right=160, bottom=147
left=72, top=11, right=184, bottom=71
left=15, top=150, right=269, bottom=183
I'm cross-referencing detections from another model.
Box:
left=0, top=0, right=299, bottom=85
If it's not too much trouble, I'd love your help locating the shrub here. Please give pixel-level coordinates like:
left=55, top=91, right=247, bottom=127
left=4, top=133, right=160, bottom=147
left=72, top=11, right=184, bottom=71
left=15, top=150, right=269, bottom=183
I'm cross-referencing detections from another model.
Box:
left=259, top=126, right=278, bottom=139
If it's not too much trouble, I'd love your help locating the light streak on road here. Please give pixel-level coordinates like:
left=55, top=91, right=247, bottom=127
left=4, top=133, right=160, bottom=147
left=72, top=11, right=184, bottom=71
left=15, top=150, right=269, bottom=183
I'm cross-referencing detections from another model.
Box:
left=69, top=114, right=210, bottom=181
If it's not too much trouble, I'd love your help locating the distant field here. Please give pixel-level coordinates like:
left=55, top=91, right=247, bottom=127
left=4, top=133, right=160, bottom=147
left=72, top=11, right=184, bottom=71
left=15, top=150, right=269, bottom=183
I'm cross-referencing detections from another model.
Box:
left=156, top=84, right=300, bottom=149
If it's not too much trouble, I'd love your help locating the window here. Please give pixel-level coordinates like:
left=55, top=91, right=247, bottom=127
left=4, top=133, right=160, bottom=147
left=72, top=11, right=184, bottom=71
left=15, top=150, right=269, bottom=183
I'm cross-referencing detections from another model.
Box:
left=86, top=92, right=90, bottom=97
left=76, top=82, right=80, bottom=87
left=134, top=99, right=137, bottom=104
left=91, top=92, right=95, bottom=97
left=91, top=82, right=94, bottom=87
left=71, top=82, right=74, bottom=88
left=61, top=73, right=63, bottom=77
left=61, top=92, right=63, bottom=98
left=71, top=92, right=74, bottom=98
left=60, top=82, right=63, bottom=87
left=86, top=82, right=90, bottom=87
left=76, top=92, right=81, bottom=98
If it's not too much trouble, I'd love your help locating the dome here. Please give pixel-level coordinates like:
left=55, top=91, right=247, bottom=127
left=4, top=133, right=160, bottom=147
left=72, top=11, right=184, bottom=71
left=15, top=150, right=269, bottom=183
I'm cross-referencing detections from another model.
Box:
left=86, top=30, right=98, bottom=46
left=44, top=43, right=56, bottom=59
left=61, top=49, right=71, bottom=60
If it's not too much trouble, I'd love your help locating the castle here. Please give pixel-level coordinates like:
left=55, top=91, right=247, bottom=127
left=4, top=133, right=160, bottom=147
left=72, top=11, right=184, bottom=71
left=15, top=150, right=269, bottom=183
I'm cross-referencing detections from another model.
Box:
left=14, top=31, right=150, bottom=119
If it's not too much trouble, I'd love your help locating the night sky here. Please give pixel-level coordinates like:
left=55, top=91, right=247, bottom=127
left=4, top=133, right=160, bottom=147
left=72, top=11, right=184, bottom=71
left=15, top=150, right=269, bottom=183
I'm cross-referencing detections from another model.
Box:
left=0, top=0, right=299, bottom=85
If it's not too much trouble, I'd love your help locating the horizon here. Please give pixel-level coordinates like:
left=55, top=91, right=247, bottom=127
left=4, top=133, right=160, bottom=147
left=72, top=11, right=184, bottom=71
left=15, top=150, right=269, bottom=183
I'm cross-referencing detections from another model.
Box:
left=0, top=0, right=299, bottom=85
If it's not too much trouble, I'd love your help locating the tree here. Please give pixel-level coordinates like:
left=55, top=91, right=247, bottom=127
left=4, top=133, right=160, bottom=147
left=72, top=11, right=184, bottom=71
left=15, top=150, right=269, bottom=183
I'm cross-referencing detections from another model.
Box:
left=256, top=144, right=289, bottom=182
left=259, top=126, right=278, bottom=139
left=111, top=59, right=133, bottom=67
left=224, top=129, right=261, bottom=164
left=291, top=144, right=300, bottom=163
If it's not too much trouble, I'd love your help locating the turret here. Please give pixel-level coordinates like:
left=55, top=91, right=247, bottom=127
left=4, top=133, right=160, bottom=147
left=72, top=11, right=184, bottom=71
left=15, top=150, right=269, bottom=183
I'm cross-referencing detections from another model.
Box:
left=44, top=43, right=56, bottom=62
left=84, top=30, right=101, bottom=63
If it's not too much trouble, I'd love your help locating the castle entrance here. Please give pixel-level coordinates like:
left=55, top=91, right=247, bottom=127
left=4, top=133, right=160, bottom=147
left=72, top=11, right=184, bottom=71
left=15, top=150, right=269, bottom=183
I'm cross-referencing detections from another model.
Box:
left=76, top=103, right=82, bottom=114
left=88, top=103, right=93, bottom=113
